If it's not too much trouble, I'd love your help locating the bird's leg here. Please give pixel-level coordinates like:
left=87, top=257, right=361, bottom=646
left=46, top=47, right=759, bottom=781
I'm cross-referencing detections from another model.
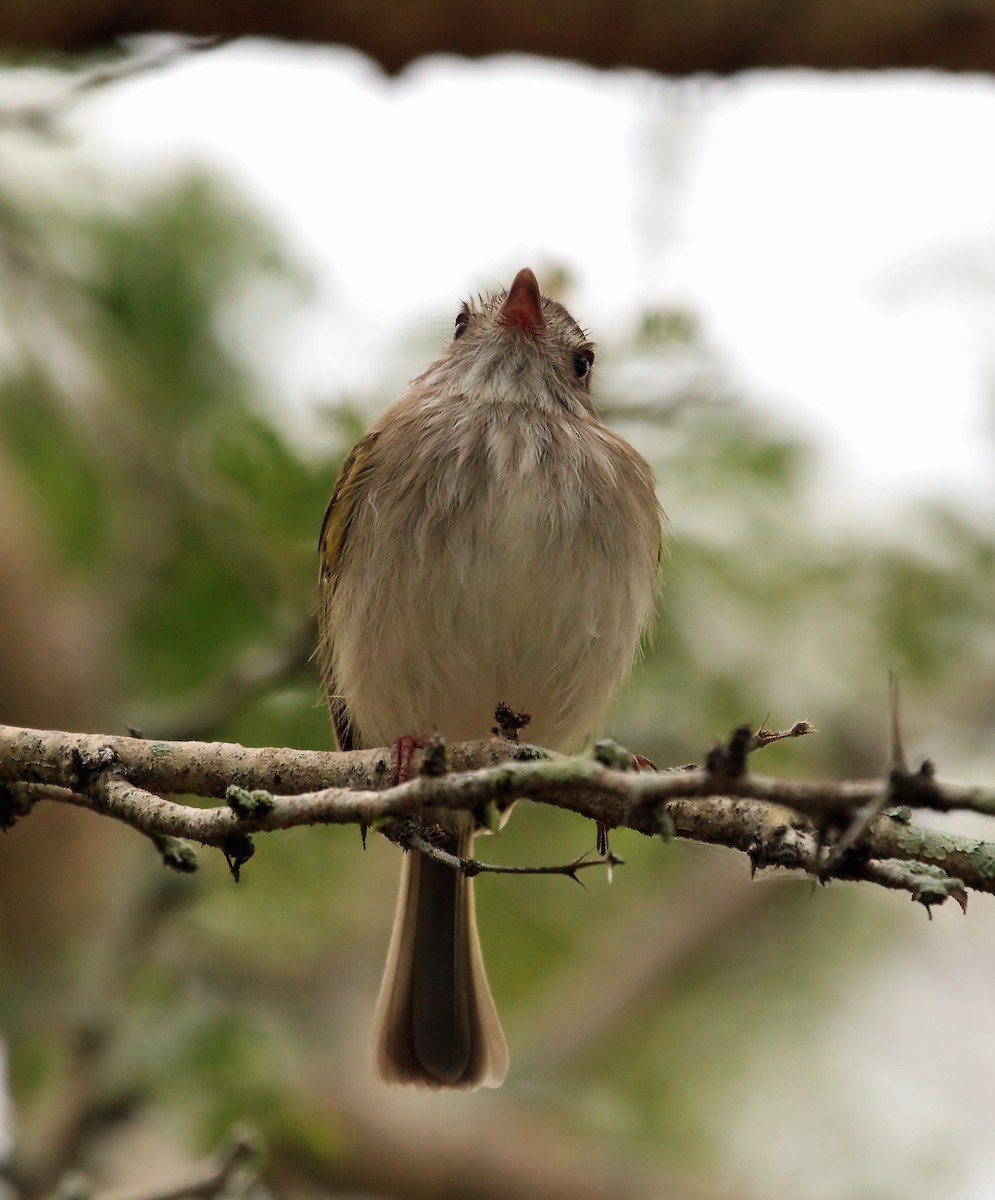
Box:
left=391, top=734, right=429, bottom=785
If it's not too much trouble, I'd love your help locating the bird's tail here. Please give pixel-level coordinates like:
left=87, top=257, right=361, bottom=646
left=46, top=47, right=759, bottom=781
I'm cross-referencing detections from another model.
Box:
left=372, top=824, right=508, bottom=1089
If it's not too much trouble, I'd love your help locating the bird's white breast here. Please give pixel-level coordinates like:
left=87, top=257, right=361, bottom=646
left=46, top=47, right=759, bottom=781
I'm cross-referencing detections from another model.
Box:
left=328, top=396, right=659, bottom=754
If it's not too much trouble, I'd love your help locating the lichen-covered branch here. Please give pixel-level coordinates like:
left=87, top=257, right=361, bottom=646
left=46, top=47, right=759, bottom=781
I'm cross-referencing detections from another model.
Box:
left=2, top=721, right=994, bottom=910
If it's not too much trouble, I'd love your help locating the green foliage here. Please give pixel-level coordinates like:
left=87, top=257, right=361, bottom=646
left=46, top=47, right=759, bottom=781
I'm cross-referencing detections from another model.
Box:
left=0, top=368, right=110, bottom=567
left=0, top=172, right=339, bottom=721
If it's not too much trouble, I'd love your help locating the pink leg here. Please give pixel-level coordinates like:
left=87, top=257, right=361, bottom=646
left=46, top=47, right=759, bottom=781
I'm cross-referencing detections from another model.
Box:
left=391, top=734, right=428, bottom=785
left=359, top=735, right=429, bottom=850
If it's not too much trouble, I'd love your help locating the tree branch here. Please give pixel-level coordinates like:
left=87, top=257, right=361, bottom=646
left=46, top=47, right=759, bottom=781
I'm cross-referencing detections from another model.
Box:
left=2, top=721, right=993, bottom=910
left=4, top=2, right=995, bottom=75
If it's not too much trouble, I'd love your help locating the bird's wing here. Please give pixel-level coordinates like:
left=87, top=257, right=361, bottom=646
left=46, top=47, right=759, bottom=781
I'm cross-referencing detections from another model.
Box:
left=317, top=431, right=380, bottom=752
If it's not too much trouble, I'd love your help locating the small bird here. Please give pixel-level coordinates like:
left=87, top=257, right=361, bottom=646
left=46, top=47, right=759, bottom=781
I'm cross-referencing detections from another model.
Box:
left=317, top=268, right=662, bottom=1089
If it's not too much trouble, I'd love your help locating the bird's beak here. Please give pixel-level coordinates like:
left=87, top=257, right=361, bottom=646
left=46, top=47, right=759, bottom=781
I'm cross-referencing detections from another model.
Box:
left=498, top=268, right=545, bottom=335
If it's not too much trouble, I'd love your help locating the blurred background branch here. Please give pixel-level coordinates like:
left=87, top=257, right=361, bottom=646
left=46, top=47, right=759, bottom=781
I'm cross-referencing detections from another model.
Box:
left=1, top=2, right=995, bottom=73
left=0, top=37, right=226, bottom=135
left=100, top=1126, right=262, bottom=1200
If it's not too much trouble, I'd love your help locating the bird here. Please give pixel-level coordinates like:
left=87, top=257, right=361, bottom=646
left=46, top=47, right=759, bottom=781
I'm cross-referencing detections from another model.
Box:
left=317, top=267, right=663, bottom=1089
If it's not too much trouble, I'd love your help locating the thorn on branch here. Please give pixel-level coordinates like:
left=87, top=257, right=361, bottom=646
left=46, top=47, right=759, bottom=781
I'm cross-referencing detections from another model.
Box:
left=595, top=819, right=611, bottom=857
left=589, top=741, right=636, bottom=856
left=472, top=799, right=503, bottom=834
left=888, top=670, right=908, bottom=774
left=823, top=721, right=939, bottom=873
left=221, top=834, right=255, bottom=882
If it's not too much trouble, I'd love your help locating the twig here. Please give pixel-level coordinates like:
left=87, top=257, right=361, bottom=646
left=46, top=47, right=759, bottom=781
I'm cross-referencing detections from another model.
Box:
left=679, top=717, right=816, bottom=769
left=399, top=827, right=621, bottom=883
left=888, top=670, right=908, bottom=774
left=752, top=718, right=818, bottom=750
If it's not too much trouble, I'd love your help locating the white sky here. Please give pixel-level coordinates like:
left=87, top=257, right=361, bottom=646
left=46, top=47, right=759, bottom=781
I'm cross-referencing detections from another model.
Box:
left=72, top=41, right=995, bottom=517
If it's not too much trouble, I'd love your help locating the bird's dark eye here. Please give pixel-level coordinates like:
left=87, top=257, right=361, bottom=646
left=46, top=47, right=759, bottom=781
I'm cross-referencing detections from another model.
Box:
left=573, top=347, right=594, bottom=380
left=454, top=306, right=470, bottom=339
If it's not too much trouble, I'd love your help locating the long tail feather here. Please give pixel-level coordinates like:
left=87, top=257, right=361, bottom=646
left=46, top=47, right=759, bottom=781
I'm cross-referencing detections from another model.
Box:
left=372, top=825, right=508, bottom=1089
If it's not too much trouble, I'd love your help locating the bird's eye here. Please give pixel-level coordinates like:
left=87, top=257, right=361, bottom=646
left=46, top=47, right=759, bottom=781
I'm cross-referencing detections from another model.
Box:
left=454, top=307, right=470, bottom=339
left=573, top=347, right=595, bottom=380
